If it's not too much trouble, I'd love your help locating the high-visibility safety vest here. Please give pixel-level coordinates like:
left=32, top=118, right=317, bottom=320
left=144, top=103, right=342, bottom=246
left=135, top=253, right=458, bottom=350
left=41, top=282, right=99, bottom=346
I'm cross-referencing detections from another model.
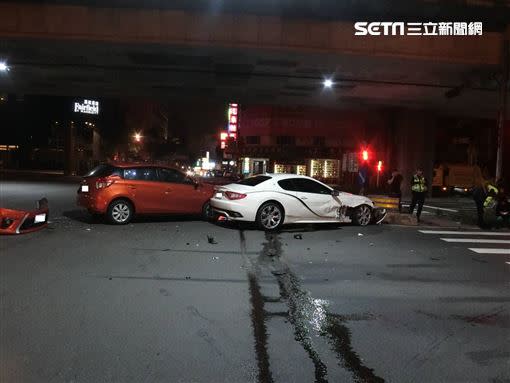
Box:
left=411, top=175, right=427, bottom=193
left=484, top=184, right=498, bottom=208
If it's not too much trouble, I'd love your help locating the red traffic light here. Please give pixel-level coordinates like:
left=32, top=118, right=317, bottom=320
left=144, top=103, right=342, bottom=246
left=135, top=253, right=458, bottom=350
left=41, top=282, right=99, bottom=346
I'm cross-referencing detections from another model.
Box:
left=360, top=148, right=370, bottom=162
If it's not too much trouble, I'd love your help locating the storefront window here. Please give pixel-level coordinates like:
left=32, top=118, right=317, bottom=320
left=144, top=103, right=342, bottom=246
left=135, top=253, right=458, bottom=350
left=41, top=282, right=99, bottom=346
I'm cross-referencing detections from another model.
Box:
left=309, top=159, right=340, bottom=179
left=274, top=163, right=307, bottom=175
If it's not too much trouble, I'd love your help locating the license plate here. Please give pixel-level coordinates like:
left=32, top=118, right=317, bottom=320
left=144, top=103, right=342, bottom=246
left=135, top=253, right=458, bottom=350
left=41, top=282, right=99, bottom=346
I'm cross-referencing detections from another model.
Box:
left=215, top=192, right=222, bottom=199
left=81, top=185, right=89, bottom=192
left=34, top=213, right=46, bottom=223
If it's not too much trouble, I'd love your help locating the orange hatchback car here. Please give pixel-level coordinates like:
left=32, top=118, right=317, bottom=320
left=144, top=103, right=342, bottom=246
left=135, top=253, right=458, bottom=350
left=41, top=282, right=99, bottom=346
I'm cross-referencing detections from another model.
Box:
left=77, top=163, right=215, bottom=224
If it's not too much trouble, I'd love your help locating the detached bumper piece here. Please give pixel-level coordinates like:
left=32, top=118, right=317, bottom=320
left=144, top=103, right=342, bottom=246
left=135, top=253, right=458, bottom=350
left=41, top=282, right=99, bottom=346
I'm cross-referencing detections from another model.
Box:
left=213, top=208, right=243, bottom=220
left=373, top=207, right=387, bottom=225
left=0, top=198, right=49, bottom=235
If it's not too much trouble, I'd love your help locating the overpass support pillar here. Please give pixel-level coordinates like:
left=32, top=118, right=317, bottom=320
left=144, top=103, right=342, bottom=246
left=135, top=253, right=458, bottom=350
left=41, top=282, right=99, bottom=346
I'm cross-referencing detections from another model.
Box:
left=496, top=25, right=510, bottom=181
left=64, top=122, right=76, bottom=176
left=393, top=111, right=437, bottom=199
left=92, top=128, right=101, bottom=163
left=504, top=121, right=510, bottom=184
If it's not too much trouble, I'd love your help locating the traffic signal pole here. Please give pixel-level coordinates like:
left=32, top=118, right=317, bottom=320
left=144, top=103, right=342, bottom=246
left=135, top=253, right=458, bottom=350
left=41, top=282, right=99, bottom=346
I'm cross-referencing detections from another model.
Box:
left=496, top=27, right=509, bottom=181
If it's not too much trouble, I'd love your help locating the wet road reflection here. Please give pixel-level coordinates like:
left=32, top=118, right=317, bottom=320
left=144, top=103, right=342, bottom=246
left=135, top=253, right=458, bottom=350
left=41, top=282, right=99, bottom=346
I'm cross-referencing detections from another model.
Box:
left=242, top=230, right=385, bottom=383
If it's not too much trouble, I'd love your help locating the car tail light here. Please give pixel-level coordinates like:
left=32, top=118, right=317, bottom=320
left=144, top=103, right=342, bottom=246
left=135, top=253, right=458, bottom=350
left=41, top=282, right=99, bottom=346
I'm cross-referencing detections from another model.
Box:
left=224, top=191, right=247, bottom=200
left=95, top=177, right=115, bottom=190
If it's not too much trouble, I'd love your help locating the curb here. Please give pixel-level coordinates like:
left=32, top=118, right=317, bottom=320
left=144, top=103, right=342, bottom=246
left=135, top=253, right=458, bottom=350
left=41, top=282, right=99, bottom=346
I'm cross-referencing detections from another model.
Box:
left=384, top=211, right=478, bottom=229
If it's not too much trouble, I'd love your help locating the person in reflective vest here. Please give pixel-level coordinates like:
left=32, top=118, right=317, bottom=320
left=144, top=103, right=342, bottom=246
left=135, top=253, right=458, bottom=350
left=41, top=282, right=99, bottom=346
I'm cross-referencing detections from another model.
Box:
left=495, top=184, right=509, bottom=228
left=409, top=167, right=428, bottom=222
left=483, top=182, right=498, bottom=209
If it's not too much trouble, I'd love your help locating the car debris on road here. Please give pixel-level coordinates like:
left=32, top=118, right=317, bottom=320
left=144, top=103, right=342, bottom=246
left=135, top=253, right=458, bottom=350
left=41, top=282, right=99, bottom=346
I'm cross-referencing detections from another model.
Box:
left=0, top=198, right=49, bottom=235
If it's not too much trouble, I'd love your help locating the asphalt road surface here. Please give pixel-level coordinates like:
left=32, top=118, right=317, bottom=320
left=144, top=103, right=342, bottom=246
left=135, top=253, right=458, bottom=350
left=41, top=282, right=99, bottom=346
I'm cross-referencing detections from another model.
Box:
left=1, top=181, right=509, bottom=383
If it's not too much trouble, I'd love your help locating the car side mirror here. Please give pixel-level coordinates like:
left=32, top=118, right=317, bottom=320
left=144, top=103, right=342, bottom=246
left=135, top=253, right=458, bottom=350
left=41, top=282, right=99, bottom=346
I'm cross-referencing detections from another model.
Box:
left=331, top=189, right=340, bottom=197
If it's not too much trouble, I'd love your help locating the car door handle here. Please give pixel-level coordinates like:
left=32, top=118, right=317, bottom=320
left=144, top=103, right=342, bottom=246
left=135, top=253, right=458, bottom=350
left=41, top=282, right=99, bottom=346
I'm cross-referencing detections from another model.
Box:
left=165, top=189, right=172, bottom=194
left=128, top=185, right=136, bottom=190
left=300, top=196, right=308, bottom=200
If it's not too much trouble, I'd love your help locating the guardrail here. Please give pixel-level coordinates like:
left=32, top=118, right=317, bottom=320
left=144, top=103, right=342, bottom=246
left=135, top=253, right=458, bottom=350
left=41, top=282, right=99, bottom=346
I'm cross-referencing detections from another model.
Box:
left=369, top=195, right=402, bottom=212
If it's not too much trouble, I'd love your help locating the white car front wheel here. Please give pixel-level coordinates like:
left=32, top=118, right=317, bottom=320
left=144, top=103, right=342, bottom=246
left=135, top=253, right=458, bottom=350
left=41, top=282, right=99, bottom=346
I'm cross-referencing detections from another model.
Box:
left=353, top=204, right=372, bottom=226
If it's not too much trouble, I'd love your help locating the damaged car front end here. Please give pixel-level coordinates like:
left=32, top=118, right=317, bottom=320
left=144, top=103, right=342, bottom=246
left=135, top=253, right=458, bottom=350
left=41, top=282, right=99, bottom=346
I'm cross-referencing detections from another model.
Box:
left=0, top=198, right=49, bottom=235
left=372, top=207, right=387, bottom=224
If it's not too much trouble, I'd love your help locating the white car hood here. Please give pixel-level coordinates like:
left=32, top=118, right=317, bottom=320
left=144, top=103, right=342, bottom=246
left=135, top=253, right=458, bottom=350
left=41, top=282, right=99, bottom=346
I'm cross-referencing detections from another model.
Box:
left=338, top=192, right=374, bottom=208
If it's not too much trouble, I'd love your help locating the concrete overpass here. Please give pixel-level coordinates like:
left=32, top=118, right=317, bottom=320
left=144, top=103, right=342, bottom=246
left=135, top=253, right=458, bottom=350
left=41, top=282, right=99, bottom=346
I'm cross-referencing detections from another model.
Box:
left=0, top=1, right=508, bottom=117
left=0, top=1, right=508, bottom=179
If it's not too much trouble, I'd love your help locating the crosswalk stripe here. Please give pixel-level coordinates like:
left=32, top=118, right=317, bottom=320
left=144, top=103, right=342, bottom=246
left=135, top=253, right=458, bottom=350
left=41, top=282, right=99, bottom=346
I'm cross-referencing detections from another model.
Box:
left=469, top=248, right=510, bottom=254
left=440, top=238, right=510, bottom=244
left=419, top=230, right=510, bottom=236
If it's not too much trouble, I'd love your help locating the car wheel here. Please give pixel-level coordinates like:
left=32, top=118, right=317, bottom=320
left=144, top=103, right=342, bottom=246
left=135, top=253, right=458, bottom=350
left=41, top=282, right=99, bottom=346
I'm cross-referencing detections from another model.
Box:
left=256, top=202, right=284, bottom=231
left=353, top=204, right=372, bottom=226
left=107, top=199, right=133, bottom=225
left=202, top=201, right=214, bottom=221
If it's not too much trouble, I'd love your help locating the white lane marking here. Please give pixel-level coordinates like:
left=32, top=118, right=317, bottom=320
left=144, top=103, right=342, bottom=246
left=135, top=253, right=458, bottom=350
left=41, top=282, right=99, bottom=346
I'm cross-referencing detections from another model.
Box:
left=422, top=205, right=459, bottom=213
left=441, top=238, right=510, bottom=244
left=402, top=203, right=474, bottom=212
left=420, top=230, right=510, bottom=236
left=469, top=248, right=510, bottom=254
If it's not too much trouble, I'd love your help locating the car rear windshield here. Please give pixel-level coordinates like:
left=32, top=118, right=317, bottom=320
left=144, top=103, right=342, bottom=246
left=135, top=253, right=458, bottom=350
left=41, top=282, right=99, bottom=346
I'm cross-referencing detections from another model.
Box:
left=237, top=175, right=272, bottom=186
left=84, top=164, right=121, bottom=178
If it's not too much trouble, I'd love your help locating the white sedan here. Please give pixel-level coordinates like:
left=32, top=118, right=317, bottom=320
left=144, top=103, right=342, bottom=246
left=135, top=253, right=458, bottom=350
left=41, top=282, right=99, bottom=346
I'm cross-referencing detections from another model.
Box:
left=210, top=174, right=386, bottom=230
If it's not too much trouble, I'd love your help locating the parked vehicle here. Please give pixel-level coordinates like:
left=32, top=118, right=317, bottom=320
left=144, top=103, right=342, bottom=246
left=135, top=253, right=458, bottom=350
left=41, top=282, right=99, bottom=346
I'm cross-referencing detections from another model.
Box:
left=210, top=174, right=386, bottom=230
left=432, top=164, right=481, bottom=195
left=77, top=163, right=215, bottom=224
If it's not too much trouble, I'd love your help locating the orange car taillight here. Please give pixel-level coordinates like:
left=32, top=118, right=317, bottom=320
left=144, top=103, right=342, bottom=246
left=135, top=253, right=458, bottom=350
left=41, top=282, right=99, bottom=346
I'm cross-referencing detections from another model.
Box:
left=95, top=177, right=115, bottom=189
left=224, top=191, right=247, bottom=200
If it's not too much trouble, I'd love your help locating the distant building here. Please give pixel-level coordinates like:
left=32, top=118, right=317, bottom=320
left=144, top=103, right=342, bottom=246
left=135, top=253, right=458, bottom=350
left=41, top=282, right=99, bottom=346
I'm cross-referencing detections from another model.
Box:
left=0, top=95, right=106, bottom=173
left=238, top=105, right=503, bottom=191
left=237, top=105, right=389, bottom=186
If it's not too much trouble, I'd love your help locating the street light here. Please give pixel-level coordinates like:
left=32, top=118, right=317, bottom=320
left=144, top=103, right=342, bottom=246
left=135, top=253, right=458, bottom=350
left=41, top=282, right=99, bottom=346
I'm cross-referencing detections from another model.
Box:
left=134, top=132, right=142, bottom=142
left=323, top=78, right=333, bottom=88
left=0, top=62, right=9, bottom=72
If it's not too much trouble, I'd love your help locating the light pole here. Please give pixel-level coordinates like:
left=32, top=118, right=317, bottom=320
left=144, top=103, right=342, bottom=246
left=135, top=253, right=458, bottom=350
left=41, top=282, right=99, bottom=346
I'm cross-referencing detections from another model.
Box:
left=496, top=30, right=509, bottom=181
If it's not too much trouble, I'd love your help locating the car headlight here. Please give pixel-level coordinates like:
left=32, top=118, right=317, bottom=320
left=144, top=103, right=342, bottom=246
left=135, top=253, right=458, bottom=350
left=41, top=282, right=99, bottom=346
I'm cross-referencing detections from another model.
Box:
left=1, top=217, right=14, bottom=229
